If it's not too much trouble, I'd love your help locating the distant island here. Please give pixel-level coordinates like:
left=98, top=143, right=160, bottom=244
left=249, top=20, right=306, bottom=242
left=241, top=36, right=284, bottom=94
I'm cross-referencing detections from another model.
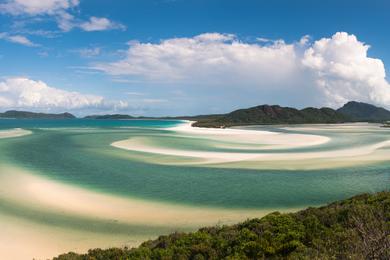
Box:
left=2, top=101, right=390, bottom=127
left=190, top=101, right=390, bottom=127
left=82, top=101, right=390, bottom=127
left=191, top=106, right=347, bottom=128
left=0, top=110, right=76, bottom=119
left=85, top=114, right=135, bottom=120
left=54, top=191, right=390, bottom=260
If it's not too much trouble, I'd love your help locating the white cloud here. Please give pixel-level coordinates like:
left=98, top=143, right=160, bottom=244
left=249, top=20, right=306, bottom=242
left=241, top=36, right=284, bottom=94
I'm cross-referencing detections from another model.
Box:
left=0, top=0, right=79, bottom=15
left=0, top=0, right=79, bottom=32
left=302, top=32, right=390, bottom=107
left=193, top=32, right=235, bottom=42
left=0, top=77, right=128, bottom=112
left=56, top=11, right=75, bottom=32
left=79, top=16, right=125, bottom=32
left=0, top=0, right=124, bottom=33
left=299, top=35, right=310, bottom=46
left=256, top=37, right=271, bottom=43
left=92, top=32, right=390, bottom=109
left=93, top=33, right=299, bottom=86
left=0, top=32, right=38, bottom=46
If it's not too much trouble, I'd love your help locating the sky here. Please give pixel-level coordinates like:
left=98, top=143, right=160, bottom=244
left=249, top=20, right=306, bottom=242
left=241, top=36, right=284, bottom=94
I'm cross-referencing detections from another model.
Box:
left=0, top=0, right=390, bottom=116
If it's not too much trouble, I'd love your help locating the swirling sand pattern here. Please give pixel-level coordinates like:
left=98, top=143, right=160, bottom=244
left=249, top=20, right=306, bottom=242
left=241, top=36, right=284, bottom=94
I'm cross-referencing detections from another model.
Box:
left=112, top=122, right=390, bottom=170
left=0, top=120, right=389, bottom=259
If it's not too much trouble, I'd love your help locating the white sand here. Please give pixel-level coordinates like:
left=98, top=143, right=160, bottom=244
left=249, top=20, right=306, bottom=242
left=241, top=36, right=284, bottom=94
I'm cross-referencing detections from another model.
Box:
left=169, top=121, right=330, bottom=149
left=0, top=165, right=271, bottom=227
left=111, top=122, right=390, bottom=169
left=0, top=165, right=292, bottom=259
left=0, top=128, right=31, bottom=139
left=112, top=137, right=390, bottom=164
left=112, top=120, right=331, bottom=159
left=0, top=212, right=143, bottom=260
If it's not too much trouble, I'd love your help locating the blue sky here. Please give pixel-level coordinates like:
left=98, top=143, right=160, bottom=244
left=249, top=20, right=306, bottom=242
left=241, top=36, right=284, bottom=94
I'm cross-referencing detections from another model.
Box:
left=0, top=0, right=390, bottom=116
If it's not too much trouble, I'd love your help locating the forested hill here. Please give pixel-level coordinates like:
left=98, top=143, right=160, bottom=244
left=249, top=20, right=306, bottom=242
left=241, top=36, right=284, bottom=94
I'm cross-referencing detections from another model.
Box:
left=192, top=105, right=348, bottom=127
left=337, top=101, right=390, bottom=122
left=0, top=110, right=75, bottom=119
left=54, top=191, right=390, bottom=260
left=84, top=114, right=134, bottom=119
left=3, top=101, right=390, bottom=125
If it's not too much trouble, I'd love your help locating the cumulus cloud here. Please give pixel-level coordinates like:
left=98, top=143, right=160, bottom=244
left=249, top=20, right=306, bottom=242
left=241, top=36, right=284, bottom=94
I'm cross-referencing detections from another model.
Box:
left=0, top=77, right=128, bottom=112
left=302, top=32, right=390, bottom=106
left=93, top=33, right=299, bottom=86
left=0, top=0, right=124, bottom=32
left=0, top=32, right=38, bottom=46
left=79, top=17, right=125, bottom=32
left=92, top=32, right=390, bottom=109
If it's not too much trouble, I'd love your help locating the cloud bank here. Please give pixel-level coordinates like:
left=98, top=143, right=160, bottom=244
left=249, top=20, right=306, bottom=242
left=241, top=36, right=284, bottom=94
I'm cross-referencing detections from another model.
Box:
left=94, top=32, right=390, bottom=109
left=0, top=77, right=127, bottom=112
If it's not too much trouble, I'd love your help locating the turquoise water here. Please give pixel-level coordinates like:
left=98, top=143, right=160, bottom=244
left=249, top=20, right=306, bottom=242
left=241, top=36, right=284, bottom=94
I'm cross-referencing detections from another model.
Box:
left=1, top=119, right=389, bottom=210
left=0, top=118, right=180, bottom=129
left=2, top=119, right=390, bottom=258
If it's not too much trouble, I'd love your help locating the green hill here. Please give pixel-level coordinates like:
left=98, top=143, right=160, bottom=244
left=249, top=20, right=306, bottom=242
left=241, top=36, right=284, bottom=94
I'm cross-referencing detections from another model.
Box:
left=84, top=114, right=134, bottom=119
left=337, top=101, right=390, bottom=122
left=54, top=191, right=390, bottom=260
left=192, top=105, right=349, bottom=127
left=0, top=110, right=75, bottom=119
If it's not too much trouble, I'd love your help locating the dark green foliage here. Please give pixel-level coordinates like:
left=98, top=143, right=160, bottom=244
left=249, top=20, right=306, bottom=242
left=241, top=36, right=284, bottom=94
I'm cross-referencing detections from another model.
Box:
left=84, top=114, right=135, bottom=119
left=0, top=110, right=75, bottom=119
left=4, top=101, right=390, bottom=123
left=193, top=105, right=349, bottom=127
left=337, top=101, right=390, bottom=122
left=54, top=191, right=390, bottom=260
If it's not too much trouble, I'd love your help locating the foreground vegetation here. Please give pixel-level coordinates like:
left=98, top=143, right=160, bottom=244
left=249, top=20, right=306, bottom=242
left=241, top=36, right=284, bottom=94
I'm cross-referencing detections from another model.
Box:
left=55, top=191, right=390, bottom=259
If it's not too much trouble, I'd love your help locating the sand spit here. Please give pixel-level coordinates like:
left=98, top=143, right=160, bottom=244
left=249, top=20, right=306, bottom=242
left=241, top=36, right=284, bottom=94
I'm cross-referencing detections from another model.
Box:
left=0, top=128, right=31, bottom=139
left=168, top=121, right=330, bottom=149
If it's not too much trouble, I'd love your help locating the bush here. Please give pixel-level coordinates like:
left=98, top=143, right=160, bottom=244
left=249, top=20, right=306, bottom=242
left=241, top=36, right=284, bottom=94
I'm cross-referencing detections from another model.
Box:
left=54, top=191, right=390, bottom=260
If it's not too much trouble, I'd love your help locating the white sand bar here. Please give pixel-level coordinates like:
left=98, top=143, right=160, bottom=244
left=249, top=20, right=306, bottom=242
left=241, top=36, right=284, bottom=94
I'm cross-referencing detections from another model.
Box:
left=0, top=128, right=31, bottom=139
left=111, top=122, right=390, bottom=169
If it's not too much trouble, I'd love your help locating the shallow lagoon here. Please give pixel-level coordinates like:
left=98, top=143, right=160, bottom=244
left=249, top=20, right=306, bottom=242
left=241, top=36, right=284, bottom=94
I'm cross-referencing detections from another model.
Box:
left=1, top=119, right=389, bottom=259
